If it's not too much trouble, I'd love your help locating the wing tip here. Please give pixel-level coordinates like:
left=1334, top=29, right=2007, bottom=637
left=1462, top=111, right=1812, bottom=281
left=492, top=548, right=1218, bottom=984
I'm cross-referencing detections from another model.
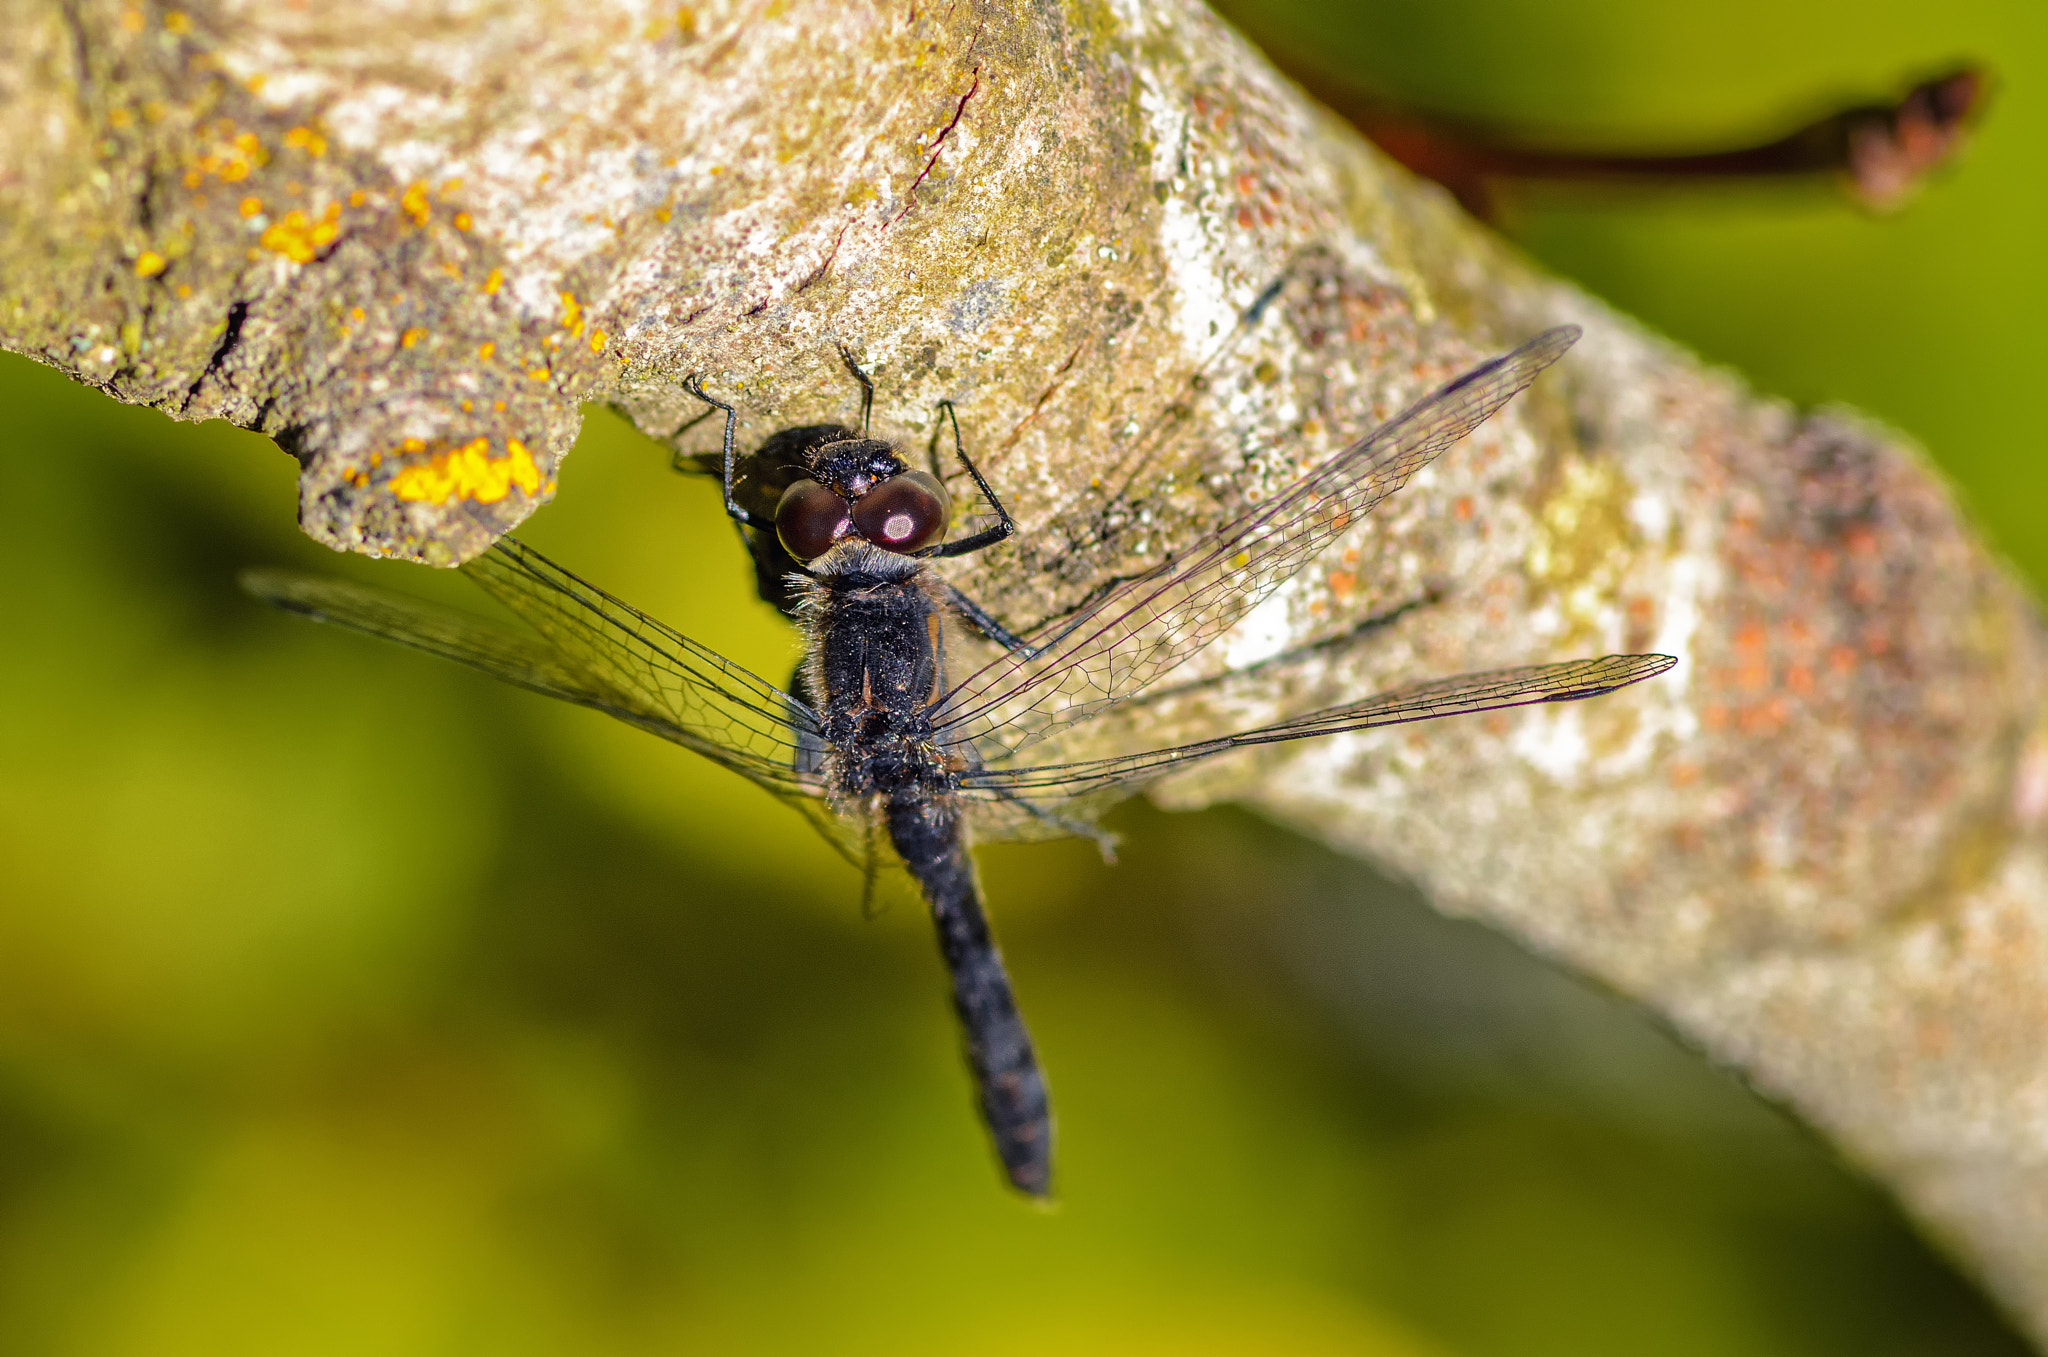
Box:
left=1571, top=651, right=1680, bottom=698
left=1523, top=323, right=1583, bottom=364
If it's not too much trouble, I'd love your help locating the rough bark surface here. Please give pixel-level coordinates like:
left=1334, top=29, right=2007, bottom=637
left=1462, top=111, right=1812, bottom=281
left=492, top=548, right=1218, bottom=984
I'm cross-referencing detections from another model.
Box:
left=5, top=0, right=2047, bottom=1337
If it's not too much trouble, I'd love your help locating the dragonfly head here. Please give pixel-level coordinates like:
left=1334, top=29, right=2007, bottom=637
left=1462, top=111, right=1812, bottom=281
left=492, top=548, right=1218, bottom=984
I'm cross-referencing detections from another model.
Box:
left=776, top=439, right=954, bottom=562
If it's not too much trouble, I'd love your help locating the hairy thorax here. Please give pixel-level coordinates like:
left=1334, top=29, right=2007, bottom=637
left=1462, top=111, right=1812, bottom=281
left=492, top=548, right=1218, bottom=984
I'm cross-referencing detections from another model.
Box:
left=796, top=540, right=959, bottom=806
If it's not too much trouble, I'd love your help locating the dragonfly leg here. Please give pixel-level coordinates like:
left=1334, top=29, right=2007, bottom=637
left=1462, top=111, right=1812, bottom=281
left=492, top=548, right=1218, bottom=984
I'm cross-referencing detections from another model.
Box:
left=682, top=375, right=755, bottom=528
left=939, top=580, right=1039, bottom=658
left=919, top=402, right=1017, bottom=560
left=834, top=343, right=876, bottom=438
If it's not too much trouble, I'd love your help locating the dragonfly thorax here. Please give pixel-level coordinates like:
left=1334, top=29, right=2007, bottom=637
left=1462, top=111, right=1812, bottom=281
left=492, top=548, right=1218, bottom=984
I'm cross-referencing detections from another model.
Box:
left=798, top=541, right=955, bottom=803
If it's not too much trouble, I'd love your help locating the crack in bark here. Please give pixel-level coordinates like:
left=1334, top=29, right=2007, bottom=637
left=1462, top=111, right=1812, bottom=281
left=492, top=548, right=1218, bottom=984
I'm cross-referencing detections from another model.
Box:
left=890, top=63, right=981, bottom=227
left=182, top=300, right=248, bottom=410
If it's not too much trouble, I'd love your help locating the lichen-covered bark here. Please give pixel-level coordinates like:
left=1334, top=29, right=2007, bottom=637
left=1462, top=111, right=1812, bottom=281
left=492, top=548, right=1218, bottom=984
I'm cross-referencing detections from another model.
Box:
left=5, top=0, right=2048, bottom=1338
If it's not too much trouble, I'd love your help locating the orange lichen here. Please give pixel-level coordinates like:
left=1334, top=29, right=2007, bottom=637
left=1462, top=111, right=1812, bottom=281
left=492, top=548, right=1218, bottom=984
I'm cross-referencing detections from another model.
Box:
left=284, top=126, right=327, bottom=157
left=559, top=291, right=584, bottom=336
left=259, top=203, right=341, bottom=262
left=589, top=329, right=608, bottom=354
left=349, top=307, right=366, bottom=323
left=478, top=342, right=495, bottom=360
left=348, top=189, right=367, bottom=207
left=390, top=437, right=542, bottom=505
left=453, top=212, right=473, bottom=232
left=174, top=283, right=192, bottom=298
left=134, top=251, right=167, bottom=278
left=400, top=328, right=426, bottom=348
left=400, top=181, right=431, bottom=227
left=120, top=8, right=143, bottom=32
left=239, top=195, right=263, bottom=217
left=483, top=268, right=505, bottom=295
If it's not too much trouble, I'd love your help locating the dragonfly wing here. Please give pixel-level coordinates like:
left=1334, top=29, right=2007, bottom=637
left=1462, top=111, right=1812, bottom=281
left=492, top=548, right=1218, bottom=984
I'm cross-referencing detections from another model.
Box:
left=934, top=327, right=1581, bottom=760
left=460, top=538, right=822, bottom=788
left=242, top=558, right=823, bottom=798
left=959, top=653, right=1675, bottom=807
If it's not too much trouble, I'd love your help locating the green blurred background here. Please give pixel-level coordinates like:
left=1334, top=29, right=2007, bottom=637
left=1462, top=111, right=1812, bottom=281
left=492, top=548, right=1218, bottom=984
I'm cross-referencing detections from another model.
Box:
left=1, top=1, right=2042, bottom=1352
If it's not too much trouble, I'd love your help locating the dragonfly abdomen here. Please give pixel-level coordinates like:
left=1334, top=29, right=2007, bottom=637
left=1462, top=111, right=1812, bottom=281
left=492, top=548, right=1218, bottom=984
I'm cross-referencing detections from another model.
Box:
left=885, top=790, right=1052, bottom=1197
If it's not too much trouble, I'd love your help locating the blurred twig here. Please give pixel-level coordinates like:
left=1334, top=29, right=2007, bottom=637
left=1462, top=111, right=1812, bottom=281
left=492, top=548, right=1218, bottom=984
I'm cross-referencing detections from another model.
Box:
left=1282, top=64, right=1986, bottom=219
left=2, top=0, right=2045, bottom=1341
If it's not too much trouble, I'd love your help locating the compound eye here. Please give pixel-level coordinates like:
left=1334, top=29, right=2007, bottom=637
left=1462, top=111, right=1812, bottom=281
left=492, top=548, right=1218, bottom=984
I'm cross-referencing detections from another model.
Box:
left=851, top=470, right=952, bottom=554
left=775, top=479, right=853, bottom=562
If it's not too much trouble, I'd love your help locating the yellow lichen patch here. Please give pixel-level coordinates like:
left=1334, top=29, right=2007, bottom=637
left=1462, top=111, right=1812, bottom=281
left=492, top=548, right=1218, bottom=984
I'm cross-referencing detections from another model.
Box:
left=527, top=367, right=549, bottom=381
left=284, top=126, right=327, bottom=157
left=134, top=251, right=168, bottom=278
left=109, top=107, right=134, bottom=129
left=174, top=283, right=192, bottom=298
left=188, top=131, right=268, bottom=184
left=478, top=342, right=495, bottom=360
left=400, top=328, right=426, bottom=348
left=653, top=207, right=672, bottom=223
left=558, top=291, right=584, bottom=337
left=589, top=329, right=608, bottom=354
left=390, top=437, right=542, bottom=505
left=164, top=10, right=190, bottom=31
left=400, top=182, right=431, bottom=227
left=349, top=307, right=365, bottom=323
left=239, top=195, right=263, bottom=217
left=677, top=6, right=697, bottom=38
left=483, top=268, right=504, bottom=295
left=453, top=211, right=473, bottom=232
left=259, top=204, right=341, bottom=262
left=120, top=8, right=143, bottom=32
left=1527, top=457, right=1637, bottom=646
left=348, top=189, right=367, bottom=207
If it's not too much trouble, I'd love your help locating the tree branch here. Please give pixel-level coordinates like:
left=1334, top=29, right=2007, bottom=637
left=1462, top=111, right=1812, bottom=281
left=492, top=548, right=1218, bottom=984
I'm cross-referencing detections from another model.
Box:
left=5, top=0, right=2045, bottom=1337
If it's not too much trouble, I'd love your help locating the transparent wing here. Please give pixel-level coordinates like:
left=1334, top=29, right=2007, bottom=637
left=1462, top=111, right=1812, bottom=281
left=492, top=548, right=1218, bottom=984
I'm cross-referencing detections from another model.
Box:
left=242, top=548, right=822, bottom=797
left=934, top=327, right=1581, bottom=760
left=958, top=653, right=1675, bottom=810
left=459, top=538, right=822, bottom=788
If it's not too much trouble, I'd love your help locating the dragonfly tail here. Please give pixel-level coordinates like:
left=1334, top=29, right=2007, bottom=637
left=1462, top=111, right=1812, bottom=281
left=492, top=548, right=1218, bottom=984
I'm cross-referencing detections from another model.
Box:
left=888, top=795, right=1053, bottom=1197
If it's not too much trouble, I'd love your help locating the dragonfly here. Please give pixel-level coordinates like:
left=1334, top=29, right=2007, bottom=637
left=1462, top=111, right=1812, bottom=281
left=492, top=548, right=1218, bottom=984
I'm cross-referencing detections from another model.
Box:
left=243, top=324, right=1675, bottom=1197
